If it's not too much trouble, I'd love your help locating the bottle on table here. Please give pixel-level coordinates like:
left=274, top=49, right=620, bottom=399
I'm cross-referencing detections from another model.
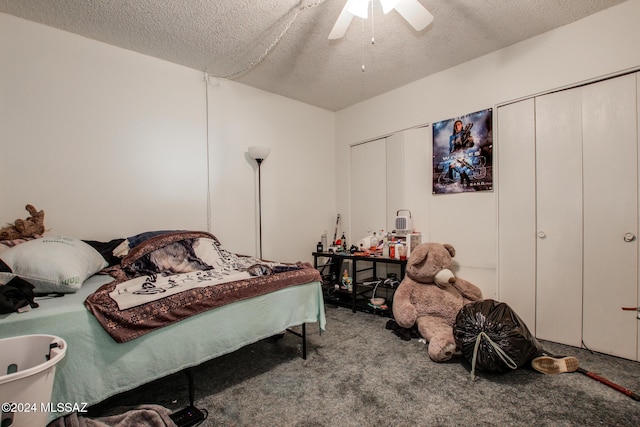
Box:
left=370, top=232, right=378, bottom=250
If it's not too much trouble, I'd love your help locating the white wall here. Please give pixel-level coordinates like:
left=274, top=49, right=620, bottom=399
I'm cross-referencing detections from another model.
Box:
left=1, top=13, right=208, bottom=240
left=0, top=13, right=336, bottom=264
left=335, top=0, right=640, bottom=299
left=207, top=79, right=335, bottom=262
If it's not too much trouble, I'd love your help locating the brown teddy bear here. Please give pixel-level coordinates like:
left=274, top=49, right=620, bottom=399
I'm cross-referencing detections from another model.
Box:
left=392, top=242, right=483, bottom=362
left=0, top=204, right=46, bottom=240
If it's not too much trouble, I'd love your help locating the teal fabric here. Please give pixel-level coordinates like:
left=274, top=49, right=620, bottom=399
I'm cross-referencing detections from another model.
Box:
left=0, top=275, right=326, bottom=423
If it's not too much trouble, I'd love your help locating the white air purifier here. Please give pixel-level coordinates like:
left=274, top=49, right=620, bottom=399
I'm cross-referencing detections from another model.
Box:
left=394, top=209, right=413, bottom=236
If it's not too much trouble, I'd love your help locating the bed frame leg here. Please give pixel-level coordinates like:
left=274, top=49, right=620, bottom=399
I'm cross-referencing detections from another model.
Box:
left=285, top=323, right=307, bottom=359
left=302, top=323, right=307, bottom=359
left=171, top=368, right=205, bottom=426
left=186, top=367, right=195, bottom=406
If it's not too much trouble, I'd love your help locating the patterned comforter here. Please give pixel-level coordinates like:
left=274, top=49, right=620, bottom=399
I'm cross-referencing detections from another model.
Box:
left=85, top=231, right=321, bottom=342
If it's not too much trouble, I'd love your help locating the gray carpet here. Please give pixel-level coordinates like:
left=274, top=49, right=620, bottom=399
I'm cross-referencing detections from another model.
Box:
left=88, top=306, right=640, bottom=426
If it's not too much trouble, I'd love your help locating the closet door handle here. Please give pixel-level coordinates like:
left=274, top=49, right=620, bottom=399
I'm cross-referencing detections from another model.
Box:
left=622, top=306, right=640, bottom=319
left=623, top=233, right=636, bottom=242
left=537, top=231, right=546, bottom=239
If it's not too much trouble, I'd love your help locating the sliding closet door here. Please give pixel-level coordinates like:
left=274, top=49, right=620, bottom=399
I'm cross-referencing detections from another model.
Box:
left=386, top=133, right=405, bottom=234
left=637, top=73, right=640, bottom=359
left=497, top=99, right=537, bottom=329
left=350, top=139, right=387, bottom=245
left=535, top=88, right=584, bottom=347
left=582, top=74, right=638, bottom=360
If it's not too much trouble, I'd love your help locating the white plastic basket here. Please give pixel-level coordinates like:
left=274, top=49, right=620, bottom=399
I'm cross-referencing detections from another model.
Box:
left=0, top=334, right=67, bottom=427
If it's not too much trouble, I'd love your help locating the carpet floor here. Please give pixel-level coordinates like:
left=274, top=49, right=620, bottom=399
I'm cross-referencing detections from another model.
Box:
left=88, top=305, right=640, bottom=426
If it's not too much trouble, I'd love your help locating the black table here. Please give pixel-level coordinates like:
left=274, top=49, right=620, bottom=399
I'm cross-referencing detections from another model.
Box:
left=312, top=252, right=407, bottom=314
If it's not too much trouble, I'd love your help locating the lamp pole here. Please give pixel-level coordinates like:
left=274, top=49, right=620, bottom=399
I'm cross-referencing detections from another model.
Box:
left=256, top=157, right=264, bottom=259
left=248, top=146, right=270, bottom=260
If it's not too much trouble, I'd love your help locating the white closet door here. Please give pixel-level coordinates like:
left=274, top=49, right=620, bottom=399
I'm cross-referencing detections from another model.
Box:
left=535, top=89, right=584, bottom=346
left=582, top=74, right=638, bottom=360
left=497, top=99, right=537, bottom=330
left=386, top=133, right=405, bottom=234
left=350, top=139, right=387, bottom=246
left=638, top=72, right=640, bottom=360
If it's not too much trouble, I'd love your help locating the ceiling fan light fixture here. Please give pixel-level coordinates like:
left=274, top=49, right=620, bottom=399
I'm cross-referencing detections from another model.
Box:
left=329, top=0, right=432, bottom=40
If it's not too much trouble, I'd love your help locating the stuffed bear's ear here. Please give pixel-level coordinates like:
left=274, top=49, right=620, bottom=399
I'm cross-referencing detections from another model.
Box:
left=411, top=244, right=429, bottom=264
left=443, top=243, right=455, bottom=257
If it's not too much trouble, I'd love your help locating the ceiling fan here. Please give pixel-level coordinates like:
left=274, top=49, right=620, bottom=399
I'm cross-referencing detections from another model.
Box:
left=328, top=0, right=434, bottom=40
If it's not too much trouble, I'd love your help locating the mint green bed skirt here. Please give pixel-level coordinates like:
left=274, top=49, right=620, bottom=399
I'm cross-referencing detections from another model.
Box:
left=0, top=274, right=326, bottom=423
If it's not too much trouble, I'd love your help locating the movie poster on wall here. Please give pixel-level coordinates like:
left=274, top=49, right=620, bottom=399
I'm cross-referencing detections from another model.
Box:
left=432, top=108, right=493, bottom=194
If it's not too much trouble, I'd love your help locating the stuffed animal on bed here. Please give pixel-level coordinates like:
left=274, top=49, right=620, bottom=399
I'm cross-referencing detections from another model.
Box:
left=0, top=204, right=45, bottom=240
left=392, top=242, right=483, bottom=362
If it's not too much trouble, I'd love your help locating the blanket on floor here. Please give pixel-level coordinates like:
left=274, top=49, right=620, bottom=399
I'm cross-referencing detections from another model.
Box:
left=47, top=405, right=176, bottom=427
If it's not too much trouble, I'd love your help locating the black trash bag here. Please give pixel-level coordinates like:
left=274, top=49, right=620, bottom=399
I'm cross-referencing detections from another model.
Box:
left=453, top=299, right=542, bottom=379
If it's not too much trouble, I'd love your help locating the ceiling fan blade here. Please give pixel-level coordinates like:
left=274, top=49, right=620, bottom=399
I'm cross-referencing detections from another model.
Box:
left=394, top=0, right=434, bottom=31
left=328, top=0, right=356, bottom=39
left=380, top=0, right=400, bottom=14
left=348, top=0, right=370, bottom=18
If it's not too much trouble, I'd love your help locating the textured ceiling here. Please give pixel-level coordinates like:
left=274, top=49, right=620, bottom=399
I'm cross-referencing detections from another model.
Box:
left=0, top=0, right=626, bottom=111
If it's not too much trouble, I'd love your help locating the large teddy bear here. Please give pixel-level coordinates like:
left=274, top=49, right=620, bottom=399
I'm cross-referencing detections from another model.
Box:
left=393, top=242, right=483, bottom=362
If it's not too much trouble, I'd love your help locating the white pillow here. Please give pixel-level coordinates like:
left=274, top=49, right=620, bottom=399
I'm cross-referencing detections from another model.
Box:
left=0, top=236, right=108, bottom=293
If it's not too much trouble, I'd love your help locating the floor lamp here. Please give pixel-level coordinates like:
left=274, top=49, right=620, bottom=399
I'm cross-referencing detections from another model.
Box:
left=248, top=146, right=271, bottom=259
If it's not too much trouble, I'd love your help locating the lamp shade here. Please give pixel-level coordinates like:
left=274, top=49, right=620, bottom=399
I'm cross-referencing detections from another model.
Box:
left=248, top=146, right=271, bottom=161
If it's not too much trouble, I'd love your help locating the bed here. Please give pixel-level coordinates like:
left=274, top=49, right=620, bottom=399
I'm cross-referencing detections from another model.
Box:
left=0, top=231, right=326, bottom=423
